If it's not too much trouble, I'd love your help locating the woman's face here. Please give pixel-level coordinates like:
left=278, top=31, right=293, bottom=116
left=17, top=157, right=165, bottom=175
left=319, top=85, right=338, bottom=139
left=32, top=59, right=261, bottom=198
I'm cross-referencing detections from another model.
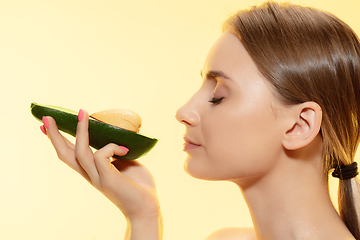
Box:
left=176, top=32, right=289, bottom=182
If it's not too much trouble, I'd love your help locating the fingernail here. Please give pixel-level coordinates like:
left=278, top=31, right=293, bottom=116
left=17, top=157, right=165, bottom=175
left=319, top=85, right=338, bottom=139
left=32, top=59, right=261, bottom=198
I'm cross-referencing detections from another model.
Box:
left=78, top=109, right=84, bottom=122
left=40, top=125, right=47, bottom=135
left=120, top=146, right=129, bottom=152
left=42, top=116, right=49, bottom=129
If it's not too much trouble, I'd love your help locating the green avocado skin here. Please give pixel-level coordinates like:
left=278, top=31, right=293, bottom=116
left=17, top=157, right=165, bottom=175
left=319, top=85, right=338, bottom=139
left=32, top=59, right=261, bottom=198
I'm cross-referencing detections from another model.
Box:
left=31, top=103, right=158, bottom=160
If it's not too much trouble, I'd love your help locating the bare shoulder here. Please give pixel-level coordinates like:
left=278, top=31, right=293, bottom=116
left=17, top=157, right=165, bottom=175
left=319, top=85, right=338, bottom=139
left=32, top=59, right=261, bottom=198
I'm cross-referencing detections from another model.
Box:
left=205, top=227, right=256, bottom=240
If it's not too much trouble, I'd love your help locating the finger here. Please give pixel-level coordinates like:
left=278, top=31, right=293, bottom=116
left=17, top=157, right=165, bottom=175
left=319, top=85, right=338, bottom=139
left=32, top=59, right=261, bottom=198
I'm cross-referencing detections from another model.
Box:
left=93, top=146, right=158, bottom=213
left=40, top=122, right=74, bottom=150
left=43, top=116, right=90, bottom=181
left=63, top=136, right=75, bottom=151
left=93, top=144, right=130, bottom=187
left=94, top=144, right=129, bottom=176
left=75, top=109, right=101, bottom=187
left=44, top=116, right=75, bottom=162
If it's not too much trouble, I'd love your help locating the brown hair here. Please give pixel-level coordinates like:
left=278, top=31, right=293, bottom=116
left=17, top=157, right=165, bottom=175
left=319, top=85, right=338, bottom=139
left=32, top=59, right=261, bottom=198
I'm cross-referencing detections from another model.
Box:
left=223, top=2, right=360, bottom=238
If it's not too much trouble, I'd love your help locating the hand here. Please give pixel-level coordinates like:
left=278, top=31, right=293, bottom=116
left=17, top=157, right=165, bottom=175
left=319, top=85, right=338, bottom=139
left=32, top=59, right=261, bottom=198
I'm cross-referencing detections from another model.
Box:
left=40, top=109, right=160, bottom=222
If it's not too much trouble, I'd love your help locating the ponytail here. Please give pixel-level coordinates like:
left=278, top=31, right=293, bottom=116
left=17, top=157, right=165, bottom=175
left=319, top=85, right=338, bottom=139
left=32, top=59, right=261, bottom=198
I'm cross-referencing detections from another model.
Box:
left=338, top=176, right=360, bottom=239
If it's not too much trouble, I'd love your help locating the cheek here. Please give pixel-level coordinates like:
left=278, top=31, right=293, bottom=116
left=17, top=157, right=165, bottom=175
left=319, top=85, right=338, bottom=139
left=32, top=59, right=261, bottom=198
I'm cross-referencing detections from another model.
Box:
left=199, top=105, right=283, bottom=179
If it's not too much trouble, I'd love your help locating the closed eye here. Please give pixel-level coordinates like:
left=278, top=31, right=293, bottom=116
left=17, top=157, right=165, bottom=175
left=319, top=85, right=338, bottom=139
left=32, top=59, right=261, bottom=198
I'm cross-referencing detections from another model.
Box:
left=209, top=97, right=224, bottom=105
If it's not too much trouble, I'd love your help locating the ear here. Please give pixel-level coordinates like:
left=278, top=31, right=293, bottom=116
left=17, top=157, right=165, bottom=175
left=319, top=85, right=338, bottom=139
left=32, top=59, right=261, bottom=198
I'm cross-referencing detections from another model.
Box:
left=282, top=102, right=322, bottom=150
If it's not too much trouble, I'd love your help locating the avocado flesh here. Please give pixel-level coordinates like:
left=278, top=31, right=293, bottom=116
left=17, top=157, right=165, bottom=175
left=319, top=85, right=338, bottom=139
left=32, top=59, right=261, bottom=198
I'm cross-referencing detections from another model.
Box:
left=30, top=103, right=158, bottom=160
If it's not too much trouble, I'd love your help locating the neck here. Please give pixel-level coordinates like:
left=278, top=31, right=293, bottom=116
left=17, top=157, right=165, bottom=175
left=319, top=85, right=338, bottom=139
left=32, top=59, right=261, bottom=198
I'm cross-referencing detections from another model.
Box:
left=233, top=137, right=353, bottom=239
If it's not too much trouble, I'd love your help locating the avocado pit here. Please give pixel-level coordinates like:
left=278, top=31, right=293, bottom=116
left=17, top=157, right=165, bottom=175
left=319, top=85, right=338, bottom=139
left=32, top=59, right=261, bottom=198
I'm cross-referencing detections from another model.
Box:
left=90, top=109, right=142, bottom=133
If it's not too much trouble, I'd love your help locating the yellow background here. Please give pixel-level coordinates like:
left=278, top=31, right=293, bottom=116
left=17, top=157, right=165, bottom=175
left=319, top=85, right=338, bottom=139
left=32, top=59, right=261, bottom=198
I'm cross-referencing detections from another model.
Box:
left=1, top=0, right=359, bottom=239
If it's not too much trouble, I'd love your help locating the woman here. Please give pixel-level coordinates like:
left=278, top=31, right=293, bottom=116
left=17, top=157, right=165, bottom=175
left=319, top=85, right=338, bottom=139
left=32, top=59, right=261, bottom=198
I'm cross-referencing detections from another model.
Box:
left=39, top=2, right=360, bottom=239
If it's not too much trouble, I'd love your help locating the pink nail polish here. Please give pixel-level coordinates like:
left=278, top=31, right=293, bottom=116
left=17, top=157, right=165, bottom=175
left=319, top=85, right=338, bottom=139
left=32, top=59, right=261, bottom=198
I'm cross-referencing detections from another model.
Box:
left=120, top=146, right=129, bottom=152
left=40, top=125, right=47, bottom=135
left=78, top=109, right=84, bottom=122
left=42, top=116, right=49, bottom=129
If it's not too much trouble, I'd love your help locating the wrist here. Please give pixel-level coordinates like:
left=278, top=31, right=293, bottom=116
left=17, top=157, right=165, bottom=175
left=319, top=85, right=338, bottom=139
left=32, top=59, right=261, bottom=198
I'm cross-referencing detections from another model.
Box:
left=125, top=210, right=163, bottom=240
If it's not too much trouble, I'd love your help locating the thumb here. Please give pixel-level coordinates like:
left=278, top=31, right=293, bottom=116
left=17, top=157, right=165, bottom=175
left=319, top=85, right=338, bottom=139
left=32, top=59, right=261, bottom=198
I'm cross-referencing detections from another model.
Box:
left=93, top=144, right=129, bottom=177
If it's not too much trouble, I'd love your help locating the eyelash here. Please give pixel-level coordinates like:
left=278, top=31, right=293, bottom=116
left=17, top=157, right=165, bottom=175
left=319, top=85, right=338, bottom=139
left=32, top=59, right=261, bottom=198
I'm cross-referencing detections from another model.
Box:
left=209, top=97, right=224, bottom=105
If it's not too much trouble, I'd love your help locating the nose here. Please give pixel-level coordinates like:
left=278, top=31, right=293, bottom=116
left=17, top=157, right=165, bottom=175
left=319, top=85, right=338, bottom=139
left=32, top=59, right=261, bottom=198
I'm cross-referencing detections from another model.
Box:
left=175, top=99, right=200, bottom=126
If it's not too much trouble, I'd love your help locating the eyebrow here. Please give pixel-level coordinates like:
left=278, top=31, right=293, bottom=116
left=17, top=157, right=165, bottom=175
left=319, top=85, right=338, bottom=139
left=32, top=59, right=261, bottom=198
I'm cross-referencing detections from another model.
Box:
left=200, top=70, right=232, bottom=81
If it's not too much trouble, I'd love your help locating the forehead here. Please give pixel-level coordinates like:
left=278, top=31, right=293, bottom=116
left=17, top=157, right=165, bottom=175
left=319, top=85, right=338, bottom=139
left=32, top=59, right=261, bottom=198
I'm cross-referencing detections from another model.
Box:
left=202, top=32, right=260, bottom=80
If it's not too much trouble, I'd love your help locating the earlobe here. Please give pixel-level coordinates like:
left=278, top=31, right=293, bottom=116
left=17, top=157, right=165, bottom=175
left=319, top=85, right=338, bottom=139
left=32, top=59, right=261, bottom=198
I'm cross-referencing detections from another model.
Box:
left=282, top=102, right=322, bottom=150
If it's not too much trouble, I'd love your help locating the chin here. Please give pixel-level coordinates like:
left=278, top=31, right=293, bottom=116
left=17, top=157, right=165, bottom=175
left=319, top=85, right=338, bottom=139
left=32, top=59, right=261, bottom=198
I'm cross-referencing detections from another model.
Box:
left=184, top=156, right=210, bottom=180
left=183, top=156, right=227, bottom=181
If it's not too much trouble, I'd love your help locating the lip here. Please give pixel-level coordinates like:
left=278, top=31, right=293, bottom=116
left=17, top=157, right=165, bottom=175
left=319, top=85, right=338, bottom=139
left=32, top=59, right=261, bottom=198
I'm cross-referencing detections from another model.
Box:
left=183, top=136, right=201, bottom=152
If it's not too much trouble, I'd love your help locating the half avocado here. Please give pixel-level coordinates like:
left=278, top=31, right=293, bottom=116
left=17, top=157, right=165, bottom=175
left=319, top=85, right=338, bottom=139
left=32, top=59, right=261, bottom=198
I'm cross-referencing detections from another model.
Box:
left=31, top=102, right=158, bottom=160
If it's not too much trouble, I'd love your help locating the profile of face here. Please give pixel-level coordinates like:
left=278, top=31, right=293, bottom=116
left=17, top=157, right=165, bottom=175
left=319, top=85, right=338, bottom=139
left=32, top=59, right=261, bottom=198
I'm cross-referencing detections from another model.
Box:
left=176, top=32, right=292, bottom=183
